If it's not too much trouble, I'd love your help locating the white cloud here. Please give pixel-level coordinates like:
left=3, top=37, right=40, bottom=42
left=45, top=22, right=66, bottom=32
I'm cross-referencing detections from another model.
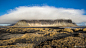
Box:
left=0, top=6, right=86, bottom=24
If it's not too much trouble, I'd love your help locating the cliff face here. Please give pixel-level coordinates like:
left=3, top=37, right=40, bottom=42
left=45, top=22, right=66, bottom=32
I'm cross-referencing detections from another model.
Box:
left=14, top=19, right=77, bottom=27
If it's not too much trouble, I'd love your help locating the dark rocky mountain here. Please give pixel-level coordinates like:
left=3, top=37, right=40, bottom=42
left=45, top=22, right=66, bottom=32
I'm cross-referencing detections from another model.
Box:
left=76, top=22, right=86, bottom=26
left=9, top=24, right=15, bottom=26
left=14, top=19, right=77, bottom=27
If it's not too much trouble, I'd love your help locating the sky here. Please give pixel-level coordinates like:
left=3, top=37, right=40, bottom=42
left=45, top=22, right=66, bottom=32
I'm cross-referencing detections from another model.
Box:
left=0, top=0, right=86, bottom=24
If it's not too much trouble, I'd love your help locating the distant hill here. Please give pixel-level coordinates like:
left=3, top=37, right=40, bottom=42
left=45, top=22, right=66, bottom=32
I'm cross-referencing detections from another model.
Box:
left=14, top=19, right=77, bottom=27
left=9, top=24, right=15, bottom=26
left=0, top=24, right=11, bottom=26
left=0, top=24, right=15, bottom=26
left=76, top=22, right=86, bottom=26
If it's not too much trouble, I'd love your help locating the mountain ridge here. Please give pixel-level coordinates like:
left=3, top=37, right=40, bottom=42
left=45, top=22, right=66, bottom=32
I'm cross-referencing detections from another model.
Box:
left=14, top=19, right=77, bottom=27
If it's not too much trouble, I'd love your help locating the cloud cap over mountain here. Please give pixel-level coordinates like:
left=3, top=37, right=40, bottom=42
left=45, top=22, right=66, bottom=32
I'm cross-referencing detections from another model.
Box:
left=0, top=6, right=86, bottom=24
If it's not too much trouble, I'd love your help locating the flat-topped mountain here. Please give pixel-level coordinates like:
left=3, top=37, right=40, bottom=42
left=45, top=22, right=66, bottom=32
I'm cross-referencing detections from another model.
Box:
left=14, top=19, right=77, bottom=27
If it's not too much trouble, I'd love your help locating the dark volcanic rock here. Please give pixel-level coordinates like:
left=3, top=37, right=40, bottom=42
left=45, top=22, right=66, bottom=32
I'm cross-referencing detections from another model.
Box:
left=0, top=33, right=24, bottom=40
left=0, top=27, right=86, bottom=48
left=79, top=33, right=86, bottom=38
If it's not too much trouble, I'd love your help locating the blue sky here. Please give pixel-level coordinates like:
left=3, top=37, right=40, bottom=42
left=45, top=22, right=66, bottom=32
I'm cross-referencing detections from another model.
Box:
left=0, top=0, right=86, bottom=24
left=0, top=0, right=86, bottom=16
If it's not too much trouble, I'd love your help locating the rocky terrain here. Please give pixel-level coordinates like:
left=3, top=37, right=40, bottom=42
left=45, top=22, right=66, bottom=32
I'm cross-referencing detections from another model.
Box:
left=14, top=19, right=77, bottom=26
left=0, top=27, right=86, bottom=48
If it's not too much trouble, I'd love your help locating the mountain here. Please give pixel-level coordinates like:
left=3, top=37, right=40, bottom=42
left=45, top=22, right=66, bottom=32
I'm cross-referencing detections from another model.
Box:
left=14, top=19, right=77, bottom=27
left=0, top=24, right=11, bottom=26
left=76, top=22, right=86, bottom=26
left=9, top=24, right=15, bottom=26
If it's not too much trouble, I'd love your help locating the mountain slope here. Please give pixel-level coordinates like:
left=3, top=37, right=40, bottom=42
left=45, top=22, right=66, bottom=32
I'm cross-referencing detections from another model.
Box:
left=14, top=19, right=77, bottom=27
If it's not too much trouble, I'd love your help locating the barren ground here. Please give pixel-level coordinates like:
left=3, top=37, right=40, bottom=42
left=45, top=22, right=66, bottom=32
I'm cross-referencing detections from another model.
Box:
left=0, top=27, right=86, bottom=48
